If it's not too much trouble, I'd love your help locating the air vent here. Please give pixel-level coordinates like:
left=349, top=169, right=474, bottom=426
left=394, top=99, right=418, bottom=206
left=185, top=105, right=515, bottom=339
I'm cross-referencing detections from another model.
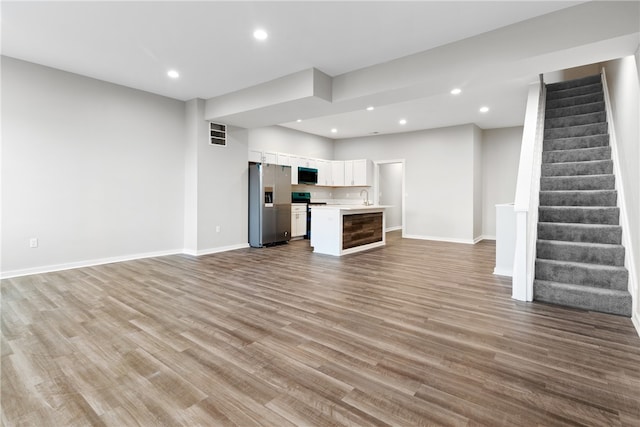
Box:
left=209, top=122, right=227, bottom=146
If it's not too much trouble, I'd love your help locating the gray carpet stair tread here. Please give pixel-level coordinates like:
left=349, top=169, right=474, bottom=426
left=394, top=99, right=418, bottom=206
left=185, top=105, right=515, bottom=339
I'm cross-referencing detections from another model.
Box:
left=545, top=101, right=605, bottom=119
left=537, top=222, right=622, bottom=244
left=542, top=146, right=611, bottom=163
left=536, top=239, right=625, bottom=266
left=533, top=280, right=632, bottom=316
left=540, top=174, right=615, bottom=191
left=539, top=190, right=617, bottom=207
left=535, top=258, right=628, bottom=290
left=541, top=159, right=612, bottom=177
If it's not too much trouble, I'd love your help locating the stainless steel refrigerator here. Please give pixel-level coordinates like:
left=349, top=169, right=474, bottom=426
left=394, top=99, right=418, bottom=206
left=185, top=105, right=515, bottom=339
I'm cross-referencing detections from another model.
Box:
left=249, top=163, right=292, bottom=247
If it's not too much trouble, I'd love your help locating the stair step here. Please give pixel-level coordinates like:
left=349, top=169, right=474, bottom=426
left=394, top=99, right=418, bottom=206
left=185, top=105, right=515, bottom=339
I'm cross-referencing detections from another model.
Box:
left=546, top=82, right=603, bottom=100
left=545, top=111, right=606, bottom=129
left=545, top=101, right=605, bottom=119
left=537, top=239, right=625, bottom=266
left=541, top=160, right=612, bottom=177
left=533, top=280, right=631, bottom=317
left=544, top=111, right=606, bottom=129
left=544, top=122, right=607, bottom=140
left=537, top=223, right=622, bottom=245
left=539, top=190, right=617, bottom=207
left=539, top=206, right=619, bottom=224
left=540, top=174, right=615, bottom=191
left=543, top=134, right=609, bottom=151
left=542, top=146, right=611, bottom=163
left=546, top=74, right=602, bottom=91
left=546, top=92, right=604, bottom=110
left=535, top=259, right=628, bottom=290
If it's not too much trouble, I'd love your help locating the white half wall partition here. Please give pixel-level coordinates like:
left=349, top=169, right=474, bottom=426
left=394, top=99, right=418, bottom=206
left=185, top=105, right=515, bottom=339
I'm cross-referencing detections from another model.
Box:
left=512, top=79, right=546, bottom=301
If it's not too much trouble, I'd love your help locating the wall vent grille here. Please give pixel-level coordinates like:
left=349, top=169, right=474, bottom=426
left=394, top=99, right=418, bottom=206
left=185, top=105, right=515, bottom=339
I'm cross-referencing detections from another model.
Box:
left=209, top=122, right=226, bottom=146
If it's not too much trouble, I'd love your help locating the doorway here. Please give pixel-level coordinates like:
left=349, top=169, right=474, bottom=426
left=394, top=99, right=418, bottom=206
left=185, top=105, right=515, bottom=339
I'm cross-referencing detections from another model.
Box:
left=375, top=160, right=405, bottom=236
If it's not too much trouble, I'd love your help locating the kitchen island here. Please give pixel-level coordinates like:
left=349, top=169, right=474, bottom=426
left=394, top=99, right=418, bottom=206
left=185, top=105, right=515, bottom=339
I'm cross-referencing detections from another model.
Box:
left=310, top=205, right=389, bottom=256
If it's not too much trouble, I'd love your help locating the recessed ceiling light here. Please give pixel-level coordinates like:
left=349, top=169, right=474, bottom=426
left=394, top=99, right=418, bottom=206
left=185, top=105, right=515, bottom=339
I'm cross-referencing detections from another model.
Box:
left=296, top=119, right=302, bottom=123
left=167, top=70, right=179, bottom=79
left=366, top=106, right=374, bottom=111
left=450, top=88, right=462, bottom=95
left=479, top=106, right=490, bottom=113
left=331, top=128, right=337, bottom=133
left=253, top=29, right=268, bottom=40
left=399, top=119, right=407, bottom=125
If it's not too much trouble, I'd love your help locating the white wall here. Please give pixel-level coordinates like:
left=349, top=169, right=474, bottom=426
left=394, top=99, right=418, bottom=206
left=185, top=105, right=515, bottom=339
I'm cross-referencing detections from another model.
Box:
left=248, top=125, right=333, bottom=159
left=334, top=125, right=478, bottom=243
left=602, top=55, right=640, bottom=324
left=481, top=127, right=523, bottom=238
left=183, top=100, right=250, bottom=255
left=473, top=125, right=483, bottom=241
left=1, top=57, right=186, bottom=276
left=197, top=124, right=249, bottom=253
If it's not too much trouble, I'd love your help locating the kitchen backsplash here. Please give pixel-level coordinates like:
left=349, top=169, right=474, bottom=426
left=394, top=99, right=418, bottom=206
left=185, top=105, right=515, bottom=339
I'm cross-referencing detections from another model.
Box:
left=292, top=184, right=372, bottom=204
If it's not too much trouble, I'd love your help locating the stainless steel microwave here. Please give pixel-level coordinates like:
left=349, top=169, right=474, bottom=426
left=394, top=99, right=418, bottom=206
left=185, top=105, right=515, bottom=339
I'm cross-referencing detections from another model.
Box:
left=297, top=167, right=318, bottom=185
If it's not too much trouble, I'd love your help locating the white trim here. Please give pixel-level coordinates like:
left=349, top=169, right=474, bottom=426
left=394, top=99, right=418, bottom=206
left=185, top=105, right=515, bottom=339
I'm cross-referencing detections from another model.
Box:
left=0, top=249, right=183, bottom=279
left=191, top=243, right=249, bottom=256
left=403, top=234, right=477, bottom=245
left=493, top=268, right=512, bottom=277
left=601, top=67, right=639, bottom=332
left=633, top=312, right=640, bottom=338
left=478, top=235, right=496, bottom=241
left=385, top=226, right=402, bottom=232
left=1, top=243, right=252, bottom=279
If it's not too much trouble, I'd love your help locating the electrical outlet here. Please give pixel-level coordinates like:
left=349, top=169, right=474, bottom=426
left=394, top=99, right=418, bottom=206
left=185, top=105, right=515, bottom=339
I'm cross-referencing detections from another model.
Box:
left=216, top=225, right=221, bottom=233
left=29, top=238, right=38, bottom=248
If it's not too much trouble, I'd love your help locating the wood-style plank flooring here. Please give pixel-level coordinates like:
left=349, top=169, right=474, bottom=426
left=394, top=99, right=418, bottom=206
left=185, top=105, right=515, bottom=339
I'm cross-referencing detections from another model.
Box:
left=2, top=232, right=640, bottom=426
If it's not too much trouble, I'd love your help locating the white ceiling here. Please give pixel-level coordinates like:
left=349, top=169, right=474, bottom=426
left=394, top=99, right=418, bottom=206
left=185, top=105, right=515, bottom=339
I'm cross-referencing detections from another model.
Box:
left=3, top=1, right=630, bottom=139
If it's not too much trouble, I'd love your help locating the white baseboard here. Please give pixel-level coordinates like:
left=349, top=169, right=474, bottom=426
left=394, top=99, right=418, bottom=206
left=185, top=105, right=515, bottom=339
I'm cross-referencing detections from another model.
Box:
left=403, top=234, right=476, bottom=245
left=479, top=235, right=496, bottom=241
left=192, top=243, right=249, bottom=256
left=1, top=243, right=252, bottom=279
left=0, top=249, right=183, bottom=279
left=385, top=226, right=402, bottom=232
left=633, top=311, right=640, bottom=338
left=493, top=267, right=513, bottom=277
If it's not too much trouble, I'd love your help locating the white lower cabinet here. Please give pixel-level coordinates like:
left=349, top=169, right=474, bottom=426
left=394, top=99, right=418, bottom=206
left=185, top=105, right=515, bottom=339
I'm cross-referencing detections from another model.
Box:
left=291, top=204, right=307, bottom=238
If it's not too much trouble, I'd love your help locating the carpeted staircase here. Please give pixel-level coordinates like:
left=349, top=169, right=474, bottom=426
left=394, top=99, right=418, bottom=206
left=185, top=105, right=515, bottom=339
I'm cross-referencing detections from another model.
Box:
left=533, top=74, right=632, bottom=317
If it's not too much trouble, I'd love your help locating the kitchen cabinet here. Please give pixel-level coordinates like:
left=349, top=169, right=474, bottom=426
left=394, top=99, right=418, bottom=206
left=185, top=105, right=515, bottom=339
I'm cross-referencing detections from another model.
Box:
left=277, top=153, right=292, bottom=167
left=291, top=204, right=307, bottom=238
left=296, top=157, right=317, bottom=169
left=249, top=150, right=277, bottom=164
left=331, top=161, right=345, bottom=186
left=316, top=160, right=332, bottom=186
left=344, top=159, right=372, bottom=186
left=247, top=148, right=372, bottom=187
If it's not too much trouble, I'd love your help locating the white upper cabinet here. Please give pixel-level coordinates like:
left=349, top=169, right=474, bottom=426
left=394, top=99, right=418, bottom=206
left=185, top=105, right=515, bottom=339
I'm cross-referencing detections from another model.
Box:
left=331, top=161, right=345, bottom=186
left=316, top=160, right=332, bottom=186
left=343, top=159, right=372, bottom=186
left=248, top=149, right=371, bottom=187
left=344, top=160, right=354, bottom=186
left=352, top=159, right=373, bottom=186
left=249, top=150, right=278, bottom=164
left=277, top=153, right=292, bottom=167
left=297, top=157, right=317, bottom=169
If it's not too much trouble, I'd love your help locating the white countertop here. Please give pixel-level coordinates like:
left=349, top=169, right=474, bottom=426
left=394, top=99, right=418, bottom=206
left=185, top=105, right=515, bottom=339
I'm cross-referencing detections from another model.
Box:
left=310, top=204, right=391, bottom=211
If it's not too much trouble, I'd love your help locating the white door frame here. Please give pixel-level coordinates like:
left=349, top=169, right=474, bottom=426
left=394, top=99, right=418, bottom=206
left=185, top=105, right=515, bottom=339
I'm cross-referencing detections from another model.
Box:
left=373, top=159, right=406, bottom=237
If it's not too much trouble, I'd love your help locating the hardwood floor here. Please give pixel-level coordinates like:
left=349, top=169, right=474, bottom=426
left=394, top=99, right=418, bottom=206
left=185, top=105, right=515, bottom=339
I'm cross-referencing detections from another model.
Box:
left=2, top=232, right=640, bottom=426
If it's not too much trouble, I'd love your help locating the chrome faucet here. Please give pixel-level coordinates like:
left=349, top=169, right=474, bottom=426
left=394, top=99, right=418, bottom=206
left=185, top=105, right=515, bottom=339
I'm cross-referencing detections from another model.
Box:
left=360, top=189, right=370, bottom=206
